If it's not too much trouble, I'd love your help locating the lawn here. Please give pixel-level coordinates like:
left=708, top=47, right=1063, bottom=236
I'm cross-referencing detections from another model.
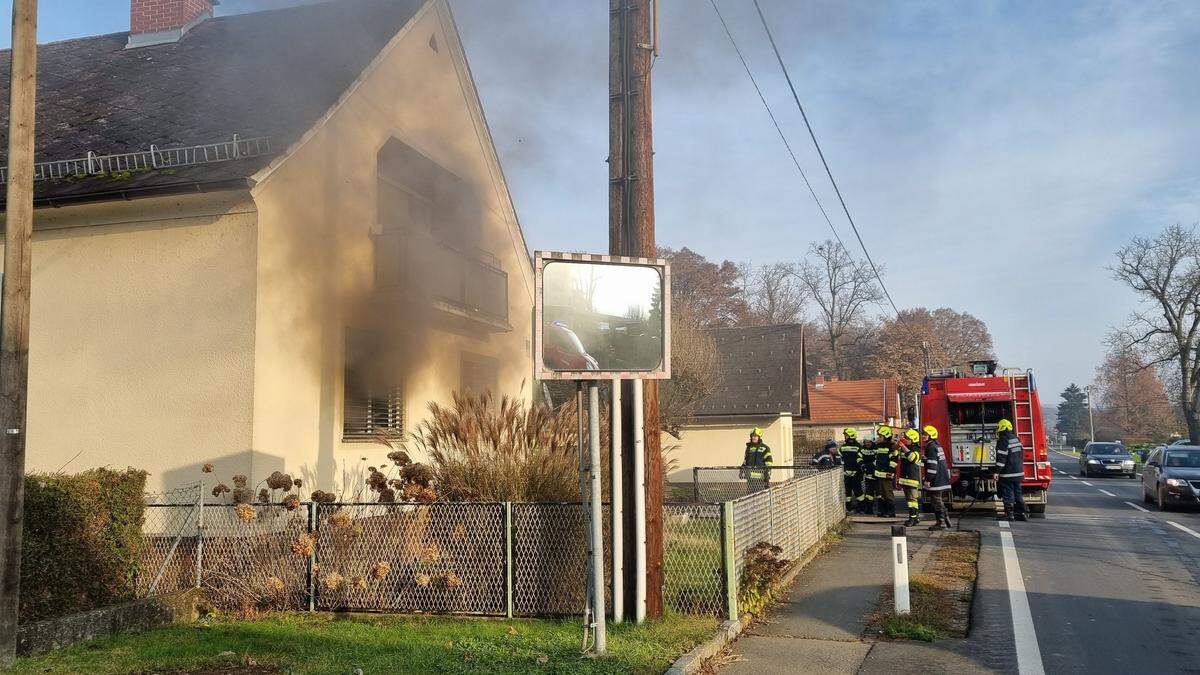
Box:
left=13, top=612, right=716, bottom=674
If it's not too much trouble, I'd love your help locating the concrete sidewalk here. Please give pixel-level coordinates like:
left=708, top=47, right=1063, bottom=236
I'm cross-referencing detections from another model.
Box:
left=717, top=516, right=1003, bottom=674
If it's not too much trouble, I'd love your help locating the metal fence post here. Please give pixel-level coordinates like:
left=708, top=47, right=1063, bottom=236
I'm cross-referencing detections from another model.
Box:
left=307, top=502, right=317, bottom=612
left=194, top=480, right=204, bottom=589
left=693, top=467, right=700, bottom=503
left=720, top=500, right=738, bottom=621
left=505, top=501, right=514, bottom=619
left=767, top=487, right=775, bottom=547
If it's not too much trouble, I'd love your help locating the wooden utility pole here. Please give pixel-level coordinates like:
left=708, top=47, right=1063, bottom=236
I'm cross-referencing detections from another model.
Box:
left=609, top=0, right=663, bottom=618
left=0, top=0, right=38, bottom=665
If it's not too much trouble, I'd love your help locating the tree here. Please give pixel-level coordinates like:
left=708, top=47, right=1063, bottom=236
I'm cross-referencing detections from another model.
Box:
left=796, top=240, right=884, bottom=379
left=659, top=315, right=720, bottom=438
left=1110, top=224, right=1200, bottom=442
left=869, top=307, right=995, bottom=396
left=1057, top=384, right=1091, bottom=447
left=741, top=262, right=805, bottom=326
left=1091, top=346, right=1179, bottom=443
left=659, top=247, right=746, bottom=328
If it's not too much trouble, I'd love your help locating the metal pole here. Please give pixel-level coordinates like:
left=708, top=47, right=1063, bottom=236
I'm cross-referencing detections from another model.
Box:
left=0, top=0, right=38, bottom=665
left=633, top=379, right=646, bottom=623
left=892, top=525, right=910, bottom=615
left=588, top=383, right=606, bottom=652
left=610, top=383, right=624, bottom=623
left=505, top=502, right=514, bottom=619
left=194, top=480, right=205, bottom=589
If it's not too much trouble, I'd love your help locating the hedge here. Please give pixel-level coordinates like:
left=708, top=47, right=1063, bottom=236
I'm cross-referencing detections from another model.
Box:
left=20, top=468, right=148, bottom=622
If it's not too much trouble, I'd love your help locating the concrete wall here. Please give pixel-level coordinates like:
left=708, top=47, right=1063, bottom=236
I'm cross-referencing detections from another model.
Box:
left=1, top=193, right=260, bottom=491
left=248, top=0, right=535, bottom=491
left=665, top=414, right=794, bottom=483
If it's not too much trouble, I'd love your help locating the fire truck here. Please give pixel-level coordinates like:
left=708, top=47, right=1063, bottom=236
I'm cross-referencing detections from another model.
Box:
left=919, top=360, right=1051, bottom=513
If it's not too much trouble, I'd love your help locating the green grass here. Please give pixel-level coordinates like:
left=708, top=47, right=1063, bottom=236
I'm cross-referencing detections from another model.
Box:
left=880, top=614, right=941, bottom=642
left=663, top=526, right=723, bottom=613
left=12, top=612, right=717, bottom=674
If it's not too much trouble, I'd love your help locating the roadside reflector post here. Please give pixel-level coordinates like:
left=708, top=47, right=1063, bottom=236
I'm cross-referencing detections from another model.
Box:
left=892, top=524, right=910, bottom=615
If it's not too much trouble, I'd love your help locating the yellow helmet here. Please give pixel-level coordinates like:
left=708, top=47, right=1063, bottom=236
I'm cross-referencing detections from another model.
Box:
left=877, top=426, right=892, bottom=438
left=843, top=427, right=858, bottom=438
left=997, top=419, right=1013, bottom=432
left=922, top=425, right=939, bottom=439
left=751, top=427, right=764, bottom=437
left=905, top=428, right=920, bottom=443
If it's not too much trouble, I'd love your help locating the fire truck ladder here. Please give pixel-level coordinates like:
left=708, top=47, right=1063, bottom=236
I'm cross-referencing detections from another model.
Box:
left=1006, top=369, right=1036, bottom=477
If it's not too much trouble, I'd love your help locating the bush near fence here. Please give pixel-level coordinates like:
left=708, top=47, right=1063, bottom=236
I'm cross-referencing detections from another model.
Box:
left=138, top=468, right=844, bottom=622
left=22, top=468, right=148, bottom=622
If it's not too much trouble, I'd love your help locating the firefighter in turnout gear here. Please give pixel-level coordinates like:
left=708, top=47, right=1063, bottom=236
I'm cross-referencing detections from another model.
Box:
left=873, top=426, right=898, bottom=517
left=921, top=425, right=953, bottom=530
left=859, top=438, right=877, bottom=514
left=742, top=427, right=773, bottom=494
left=992, top=419, right=1027, bottom=521
left=840, top=428, right=863, bottom=510
left=898, top=429, right=923, bottom=527
left=813, top=440, right=841, bottom=470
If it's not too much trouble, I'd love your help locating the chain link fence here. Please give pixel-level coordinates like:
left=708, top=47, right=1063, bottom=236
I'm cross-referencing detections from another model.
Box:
left=681, top=466, right=821, bottom=503
left=136, top=468, right=844, bottom=621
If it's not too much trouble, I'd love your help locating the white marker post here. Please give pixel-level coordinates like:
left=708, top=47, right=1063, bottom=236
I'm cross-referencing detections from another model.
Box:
left=892, top=524, right=910, bottom=615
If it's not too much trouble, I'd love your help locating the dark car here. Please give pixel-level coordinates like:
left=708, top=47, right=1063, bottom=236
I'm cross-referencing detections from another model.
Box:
left=1079, top=442, right=1136, bottom=478
left=1142, top=446, right=1200, bottom=511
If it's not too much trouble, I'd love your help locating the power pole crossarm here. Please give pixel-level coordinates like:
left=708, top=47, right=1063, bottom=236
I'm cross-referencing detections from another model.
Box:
left=0, top=0, right=39, bottom=665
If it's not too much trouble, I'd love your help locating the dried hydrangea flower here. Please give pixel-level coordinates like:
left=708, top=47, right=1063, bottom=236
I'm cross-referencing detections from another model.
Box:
left=330, top=509, right=352, bottom=529
left=264, top=576, right=285, bottom=594
left=293, top=478, right=303, bottom=488
left=370, top=561, right=391, bottom=580
left=321, top=571, right=344, bottom=592
left=351, top=575, right=367, bottom=591
left=387, top=450, right=411, bottom=467
left=234, top=503, right=257, bottom=522
left=258, top=488, right=270, bottom=503
left=232, top=475, right=248, bottom=488
left=282, top=494, right=300, bottom=511
left=232, top=487, right=252, bottom=505
left=415, top=573, right=431, bottom=588
left=202, top=463, right=214, bottom=473
left=291, top=533, right=315, bottom=557
left=211, top=484, right=230, bottom=498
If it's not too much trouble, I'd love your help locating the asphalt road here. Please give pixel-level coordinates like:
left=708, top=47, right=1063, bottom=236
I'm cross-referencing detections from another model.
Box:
left=995, top=451, right=1200, bottom=674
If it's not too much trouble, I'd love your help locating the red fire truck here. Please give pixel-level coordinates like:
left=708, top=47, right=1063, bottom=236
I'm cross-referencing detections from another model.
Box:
left=920, top=360, right=1052, bottom=513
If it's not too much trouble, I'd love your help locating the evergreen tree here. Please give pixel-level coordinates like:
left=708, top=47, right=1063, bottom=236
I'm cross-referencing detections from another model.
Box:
left=1057, top=383, right=1091, bottom=446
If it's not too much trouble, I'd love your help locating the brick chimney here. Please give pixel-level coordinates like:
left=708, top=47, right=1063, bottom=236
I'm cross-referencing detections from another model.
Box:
left=127, top=0, right=217, bottom=49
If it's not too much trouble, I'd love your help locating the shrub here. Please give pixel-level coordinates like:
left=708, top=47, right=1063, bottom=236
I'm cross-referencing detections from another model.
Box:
left=21, top=468, right=148, bottom=622
left=403, top=390, right=583, bottom=502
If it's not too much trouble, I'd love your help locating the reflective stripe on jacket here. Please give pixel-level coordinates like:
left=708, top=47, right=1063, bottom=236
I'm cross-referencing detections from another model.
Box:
left=923, top=439, right=952, bottom=491
left=993, top=431, right=1024, bottom=479
left=839, top=439, right=861, bottom=475
left=744, top=442, right=773, bottom=479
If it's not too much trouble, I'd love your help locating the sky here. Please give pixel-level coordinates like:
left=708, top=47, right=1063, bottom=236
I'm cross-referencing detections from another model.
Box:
left=3, top=0, right=1199, bottom=403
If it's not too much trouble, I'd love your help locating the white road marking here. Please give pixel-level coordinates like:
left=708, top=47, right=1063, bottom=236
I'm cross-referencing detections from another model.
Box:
left=1166, top=520, right=1200, bottom=541
left=999, top=520, right=1010, bottom=528
left=1099, top=489, right=1116, bottom=497
left=1124, top=501, right=1150, bottom=513
left=999, top=528, right=1045, bottom=675
left=1068, top=476, right=1078, bottom=480
left=1081, top=481, right=1093, bottom=486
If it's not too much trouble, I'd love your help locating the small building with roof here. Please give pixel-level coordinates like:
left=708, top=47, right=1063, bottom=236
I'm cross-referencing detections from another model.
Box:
left=793, top=374, right=904, bottom=449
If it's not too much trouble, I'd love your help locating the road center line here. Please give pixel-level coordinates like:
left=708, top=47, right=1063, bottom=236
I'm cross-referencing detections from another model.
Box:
left=1124, top=501, right=1150, bottom=513
left=999, top=528, right=1045, bottom=675
left=1081, top=481, right=1093, bottom=486
left=1099, top=489, right=1116, bottom=497
left=1166, top=520, right=1200, bottom=541
left=1068, top=476, right=1078, bottom=480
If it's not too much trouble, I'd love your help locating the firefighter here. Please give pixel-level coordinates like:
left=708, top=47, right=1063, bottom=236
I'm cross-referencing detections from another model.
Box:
left=921, top=425, right=953, bottom=530
left=839, top=427, right=864, bottom=510
left=873, top=426, right=898, bottom=517
left=812, top=439, right=840, bottom=470
left=859, top=437, right=877, bottom=515
left=742, top=427, right=773, bottom=494
left=992, top=419, right=1027, bottom=521
left=898, top=428, right=923, bottom=527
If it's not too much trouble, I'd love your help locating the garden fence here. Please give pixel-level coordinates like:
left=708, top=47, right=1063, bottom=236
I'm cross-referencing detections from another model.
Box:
left=138, top=467, right=844, bottom=621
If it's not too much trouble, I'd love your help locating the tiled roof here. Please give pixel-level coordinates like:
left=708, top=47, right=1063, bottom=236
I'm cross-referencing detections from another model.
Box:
left=695, top=324, right=805, bottom=416
left=0, top=0, right=424, bottom=208
left=805, top=377, right=899, bottom=424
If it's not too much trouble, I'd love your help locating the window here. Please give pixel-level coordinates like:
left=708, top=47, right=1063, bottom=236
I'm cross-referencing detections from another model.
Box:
left=460, top=352, right=499, bottom=395
left=343, top=332, right=404, bottom=441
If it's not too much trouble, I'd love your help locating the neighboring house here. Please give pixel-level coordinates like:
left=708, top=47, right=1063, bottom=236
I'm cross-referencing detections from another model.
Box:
left=0, top=0, right=534, bottom=491
left=793, top=375, right=903, bottom=453
left=665, top=325, right=807, bottom=482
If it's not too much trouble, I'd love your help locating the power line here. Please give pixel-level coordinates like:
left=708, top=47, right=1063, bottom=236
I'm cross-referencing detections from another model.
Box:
left=750, top=0, right=900, bottom=316
left=707, top=0, right=846, bottom=252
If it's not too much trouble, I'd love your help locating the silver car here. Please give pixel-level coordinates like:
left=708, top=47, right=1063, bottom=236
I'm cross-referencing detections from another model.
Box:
left=1079, top=442, right=1136, bottom=478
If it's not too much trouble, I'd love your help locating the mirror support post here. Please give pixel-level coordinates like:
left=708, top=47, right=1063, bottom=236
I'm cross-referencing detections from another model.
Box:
left=587, top=382, right=607, bottom=652
left=611, top=383, right=624, bottom=623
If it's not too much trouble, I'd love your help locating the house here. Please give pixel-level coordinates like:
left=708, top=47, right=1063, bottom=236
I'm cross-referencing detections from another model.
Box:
left=793, top=374, right=903, bottom=452
left=665, top=324, right=807, bottom=482
left=0, top=0, right=534, bottom=491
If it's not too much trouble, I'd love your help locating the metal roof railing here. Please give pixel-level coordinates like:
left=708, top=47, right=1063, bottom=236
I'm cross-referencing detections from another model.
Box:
left=0, top=134, right=271, bottom=184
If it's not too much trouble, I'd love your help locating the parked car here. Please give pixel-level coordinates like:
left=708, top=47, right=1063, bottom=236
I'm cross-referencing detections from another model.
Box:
left=1142, top=445, right=1200, bottom=511
left=1079, top=442, right=1136, bottom=478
